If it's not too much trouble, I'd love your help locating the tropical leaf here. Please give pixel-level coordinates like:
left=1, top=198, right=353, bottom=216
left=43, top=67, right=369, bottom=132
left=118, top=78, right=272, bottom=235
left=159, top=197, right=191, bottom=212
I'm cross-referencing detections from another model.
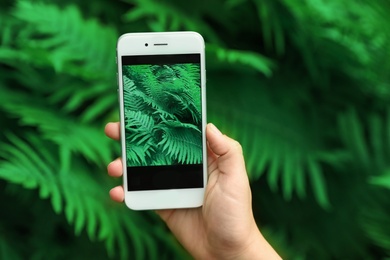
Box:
left=123, top=0, right=221, bottom=43
left=253, top=0, right=286, bottom=55
left=0, top=134, right=159, bottom=258
left=207, top=44, right=275, bottom=77
left=370, top=173, right=390, bottom=190
left=123, top=76, right=150, bottom=113
left=336, top=108, right=390, bottom=254
left=157, top=121, right=202, bottom=164
left=338, top=108, right=390, bottom=174
left=125, top=69, right=176, bottom=119
left=360, top=194, right=390, bottom=256
left=126, top=110, right=155, bottom=132
left=207, top=74, right=332, bottom=208
left=12, top=1, right=117, bottom=79
left=0, top=88, right=112, bottom=165
left=1, top=0, right=390, bottom=259
left=123, top=63, right=203, bottom=166
left=0, top=134, right=62, bottom=213
left=0, top=132, right=173, bottom=259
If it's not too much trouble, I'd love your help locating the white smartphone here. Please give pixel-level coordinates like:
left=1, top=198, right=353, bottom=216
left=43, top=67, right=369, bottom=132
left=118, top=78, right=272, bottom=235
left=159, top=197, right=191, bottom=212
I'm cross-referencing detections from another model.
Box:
left=116, top=32, right=207, bottom=210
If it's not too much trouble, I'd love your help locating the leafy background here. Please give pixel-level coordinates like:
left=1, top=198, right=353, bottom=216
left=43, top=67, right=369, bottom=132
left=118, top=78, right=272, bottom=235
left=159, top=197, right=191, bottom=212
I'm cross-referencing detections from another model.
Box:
left=123, top=64, right=202, bottom=167
left=0, top=0, right=390, bottom=259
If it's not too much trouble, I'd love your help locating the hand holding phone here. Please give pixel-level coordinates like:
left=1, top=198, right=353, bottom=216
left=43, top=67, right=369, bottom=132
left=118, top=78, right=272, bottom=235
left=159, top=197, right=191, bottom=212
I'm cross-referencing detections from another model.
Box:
left=105, top=122, right=282, bottom=259
left=116, top=32, right=207, bottom=210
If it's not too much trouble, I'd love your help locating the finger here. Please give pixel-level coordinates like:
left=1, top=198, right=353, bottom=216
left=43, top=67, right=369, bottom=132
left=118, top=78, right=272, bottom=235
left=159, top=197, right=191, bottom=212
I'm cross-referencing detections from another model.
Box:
left=206, top=123, right=243, bottom=156
left=155, top=209, right=175, bottom=222
left=107, top=158, right=123, bottom=177
left=206, top=123, right=246, bottom=175
left=105, top=122, right=120, bottom=140
left=109, top=186, right=124, bottom=202
left=207, top=144, right=218, bottom=175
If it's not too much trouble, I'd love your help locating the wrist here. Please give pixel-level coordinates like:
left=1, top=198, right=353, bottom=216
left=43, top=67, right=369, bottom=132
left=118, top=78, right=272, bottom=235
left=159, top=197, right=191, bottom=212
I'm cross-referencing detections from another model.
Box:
left=236, top=229, right=282, bottom=260
left=225, top=222, right=281, bottom=260
left=204, top=224, right=282, bottom=260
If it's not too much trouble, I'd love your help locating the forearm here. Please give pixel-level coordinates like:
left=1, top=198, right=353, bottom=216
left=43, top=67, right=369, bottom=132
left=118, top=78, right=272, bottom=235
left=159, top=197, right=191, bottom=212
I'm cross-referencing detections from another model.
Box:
left=204, top=227, right=282, bottom=260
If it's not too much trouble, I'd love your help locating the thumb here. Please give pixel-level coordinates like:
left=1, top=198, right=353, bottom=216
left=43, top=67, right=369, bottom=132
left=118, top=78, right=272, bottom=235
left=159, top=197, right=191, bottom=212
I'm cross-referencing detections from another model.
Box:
left=206, top=123, right=246, bottom=175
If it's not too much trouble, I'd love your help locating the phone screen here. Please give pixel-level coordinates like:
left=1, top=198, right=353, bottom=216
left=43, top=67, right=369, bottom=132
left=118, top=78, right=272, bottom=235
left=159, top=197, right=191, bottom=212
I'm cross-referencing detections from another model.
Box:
left=121, top=54, right=204, bottom=191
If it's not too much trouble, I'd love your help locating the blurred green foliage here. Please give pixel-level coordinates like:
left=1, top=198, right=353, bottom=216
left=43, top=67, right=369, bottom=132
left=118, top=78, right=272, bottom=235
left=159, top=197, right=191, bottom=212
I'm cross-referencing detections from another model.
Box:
left=0, top=0, right=390, bottom=259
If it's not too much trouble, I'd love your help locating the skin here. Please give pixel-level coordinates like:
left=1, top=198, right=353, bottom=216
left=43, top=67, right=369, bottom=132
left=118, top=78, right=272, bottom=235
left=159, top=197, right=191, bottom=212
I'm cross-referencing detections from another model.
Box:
left=105, top=122, right=281, bottom=260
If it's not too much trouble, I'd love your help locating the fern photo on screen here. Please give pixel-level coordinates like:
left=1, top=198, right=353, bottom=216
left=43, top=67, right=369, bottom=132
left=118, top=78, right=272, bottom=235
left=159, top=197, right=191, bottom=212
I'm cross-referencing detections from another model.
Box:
left=122, top=60, right=202, bottom=168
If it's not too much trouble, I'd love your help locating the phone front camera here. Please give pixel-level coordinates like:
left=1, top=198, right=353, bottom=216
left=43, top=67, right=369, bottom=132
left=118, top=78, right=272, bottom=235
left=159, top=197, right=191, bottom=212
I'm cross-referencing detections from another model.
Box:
left=145, top=43, right=148, bottom=47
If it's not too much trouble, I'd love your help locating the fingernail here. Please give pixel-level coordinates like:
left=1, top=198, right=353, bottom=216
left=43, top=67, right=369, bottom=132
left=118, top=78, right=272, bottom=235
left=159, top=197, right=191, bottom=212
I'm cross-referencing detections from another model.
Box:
left=209, top=123, right=222, bottom=136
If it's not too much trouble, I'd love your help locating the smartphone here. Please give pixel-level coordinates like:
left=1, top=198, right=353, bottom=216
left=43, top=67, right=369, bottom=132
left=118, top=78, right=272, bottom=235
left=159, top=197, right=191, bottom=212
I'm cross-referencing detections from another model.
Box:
left=116, top=32, right=207, bottom=210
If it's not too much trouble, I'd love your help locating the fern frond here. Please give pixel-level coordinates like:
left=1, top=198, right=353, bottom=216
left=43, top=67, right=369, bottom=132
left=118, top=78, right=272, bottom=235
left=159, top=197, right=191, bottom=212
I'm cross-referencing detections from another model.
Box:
left=0, top=132, right=170, bottom=259
left=125, top=64, right=200, bottom=122
left=0, top=88, right=112, bottom=165
left=124, top=0, right=221, bottom=43
left=124, top=110, right=158, bottom=166
left=2, top=2, right=118, bottom=126
left=48, top=81, right=117, bottom=124
left=208, top=86, right=331, bottom=208
left=172, top=64, right=202, bottom=118
left=338, top=108, right=390, bottom=173
left=123, top=63, right=204, bottom=166
left=0, top=133, right=63, bottom=213
left=360, top=195, right=390, bottom=255
left=140, top=65, right=163, bottom=95
left=165, top=90, right=197, bottom=118
left=252, top=0, right=286, bottom=55
left=0, top=14, right=15, bottom=47
left=370, top=173, right=390, bottom=190
left=157, top=121, right=202, bottom=164
left=336, top=108, right=390, bottom=252
left=126, top=143, right=151, bottom=166
left=124, top=69, right=177, bottom=119
left=12, top=1, right=117, bottom=79
left=126, top=110, right=155, bottom=132
left=80, top=93, right=117, bottom=123
left=122, top=76, right=149, bottom=113
left=207, top=44, right=275, bottom=77
left=172, top=64, right=200, bottom=88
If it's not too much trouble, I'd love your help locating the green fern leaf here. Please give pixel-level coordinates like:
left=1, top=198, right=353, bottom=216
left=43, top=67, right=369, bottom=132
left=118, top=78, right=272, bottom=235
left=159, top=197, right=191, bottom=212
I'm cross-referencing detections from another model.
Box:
left=339, top=108, right=390, bottom=183
left=370, top=173, right=390, bottom=190
left=0, top=133, right=63, bottom=214
left=124, top=73, right=176, bottom=120
left=338, top=108, right=389, bottom=171
left=123, top=76, right=150, bottom=113
left=0, top=131, right=167, bottom=259
left=48, top=82, right=116, bottom=124
left=126, top=142, right=149, bottom=166
left=252, top=0, right=286, bottom=55
left=208, top=81, right=331, bottom=207
left=0, top=88, right=112, bottom=165
left=157, top=121, right=202, bottom=164
left=361, top=196, right=390, bottom=255
left=126, top=110, right=155, bottom=131
left=307, top=156, right=330, bottom=209
left=13, top=1, right=117, bottom=79
left=207, top=44, right=275, bottom=77
left=339, top=109, right=370, bottom=167
left=124, top=0, right=221, bottom=43
left=124, top=110, right=157, bottom=165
